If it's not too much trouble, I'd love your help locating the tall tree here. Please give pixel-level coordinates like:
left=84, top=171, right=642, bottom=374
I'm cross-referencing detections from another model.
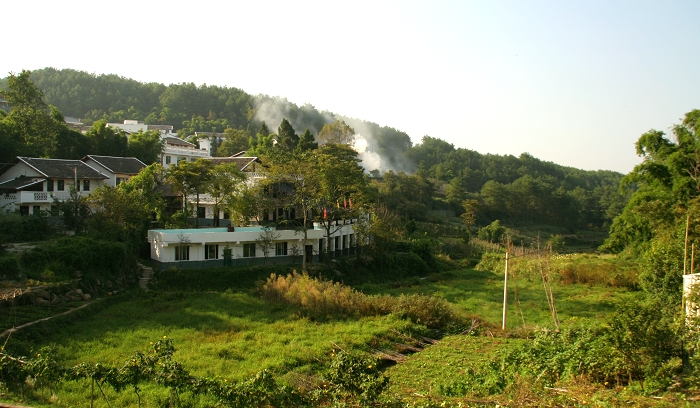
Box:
left=277, top=118, right=299, bottom=151
left=0, top=70, right=64, bottom=157
left=264, top=150, right=322, bottom=271
left=297, top=129, right=318, bottom=152
left=318, top=119, right=355, bottom=145
left=313, top=144, right=366, bottom=262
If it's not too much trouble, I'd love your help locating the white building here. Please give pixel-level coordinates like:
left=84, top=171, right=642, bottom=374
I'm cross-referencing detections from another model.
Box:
left=106, top=120, right=174, bottom=136
left=0, top=157, right=108, bottom=215
left=147, top=221, right=358, bottom=269
left=161, top=136, right=212, bottom=169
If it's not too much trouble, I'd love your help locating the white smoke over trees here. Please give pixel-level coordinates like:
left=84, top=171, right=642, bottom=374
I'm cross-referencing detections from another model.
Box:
left=252, top=95, right=414, bottom=173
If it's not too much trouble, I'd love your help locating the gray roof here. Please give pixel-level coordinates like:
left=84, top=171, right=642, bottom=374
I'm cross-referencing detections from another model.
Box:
left=0, top=176, right=44, bottom=192
left=205, top=156, right=260, bottom=171
left=0, top=157, right=108, bottom=180
left=84, top=155, right=146, bottom=176
left=164, top=136, right=196, bottom=147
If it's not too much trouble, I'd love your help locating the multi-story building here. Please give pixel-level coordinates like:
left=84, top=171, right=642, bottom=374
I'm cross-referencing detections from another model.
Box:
left=0, top=157, right=108, bottom=215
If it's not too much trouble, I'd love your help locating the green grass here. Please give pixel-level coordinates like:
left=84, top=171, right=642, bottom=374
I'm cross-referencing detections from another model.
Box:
left=356, top=268, right=638, bottom=329
left=0, top=301, right=84, bottom=333
left=385, top=335, right=521, bottom=399
left=2, top=261, right=644, bottom=407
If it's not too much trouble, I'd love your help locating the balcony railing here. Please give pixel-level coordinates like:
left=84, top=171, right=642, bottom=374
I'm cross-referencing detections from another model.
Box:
left=5, top=191, right=91, bottom=204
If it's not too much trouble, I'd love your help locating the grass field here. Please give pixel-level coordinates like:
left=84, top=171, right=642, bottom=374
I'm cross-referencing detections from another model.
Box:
left=356, top=268, right=637, bottom=329
left=1, top=260, right=645, bottom=407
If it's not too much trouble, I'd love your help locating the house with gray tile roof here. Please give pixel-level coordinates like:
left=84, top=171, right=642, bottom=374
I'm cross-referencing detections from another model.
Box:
left=83, top=155, right=146, bottom=186
left=0, top=157, right=108, bottom=214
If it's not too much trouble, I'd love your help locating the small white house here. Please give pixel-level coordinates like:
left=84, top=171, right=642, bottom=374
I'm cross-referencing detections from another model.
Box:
left=147, top=220, right=358, bottom=269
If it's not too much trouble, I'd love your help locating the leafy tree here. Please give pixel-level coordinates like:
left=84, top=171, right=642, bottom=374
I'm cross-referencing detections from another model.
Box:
left=85, top=120, right=128, bottom=157
left=263, top=150, right=322, bottom=271
left=314, top=144, right=366, bottom=261
left=318, top=119, right=355, bottom=145
left=206, top=162, right=245, bottom=227
left=229, top=183, right=275, bottom=226
left=119, top=163, right=167, bottom=224
left=127, top=130, right=164, bottom=165
left=217, top=128, right=250, bottom=156
left=165, top=159, right=213, bottom=227
left=88, top=184, right=153, bottom=252
left=0, top=70, right=65, bottom=157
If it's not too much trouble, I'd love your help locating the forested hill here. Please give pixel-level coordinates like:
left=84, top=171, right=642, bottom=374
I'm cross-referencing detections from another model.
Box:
left=0, top=68, right=626, bottom=231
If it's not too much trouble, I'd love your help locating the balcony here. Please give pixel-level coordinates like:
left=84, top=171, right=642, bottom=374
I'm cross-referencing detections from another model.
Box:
left=3, top=191, right=90, bottom=204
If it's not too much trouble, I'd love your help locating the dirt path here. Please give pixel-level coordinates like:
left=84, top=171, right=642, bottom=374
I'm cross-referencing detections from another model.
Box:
left=0, top=300, right=98, bottom=341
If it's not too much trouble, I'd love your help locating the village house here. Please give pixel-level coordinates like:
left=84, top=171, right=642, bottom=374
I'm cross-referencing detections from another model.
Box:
left=0, top=157, right=108, bottom=215
left=82, top=155, right=147, bottom=186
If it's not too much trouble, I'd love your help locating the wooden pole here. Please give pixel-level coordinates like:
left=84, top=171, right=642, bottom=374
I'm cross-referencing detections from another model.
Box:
left=693, top=243, right=696, bottom=275
left=502, top=252, right=509, bottom=330
left=684, top=214, right=690, bottom=275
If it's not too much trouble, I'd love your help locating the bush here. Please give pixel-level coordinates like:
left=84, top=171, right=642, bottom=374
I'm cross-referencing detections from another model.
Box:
left=261, top=272, right=471, bottom=331
left=0, top=253, right=20, bottom=279
left=20, top=236, right=136, bottom=282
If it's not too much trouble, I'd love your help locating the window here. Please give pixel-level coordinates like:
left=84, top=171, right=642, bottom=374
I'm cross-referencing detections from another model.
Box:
left=165, top=156, right=171, bottom=164
left=205, top=244, right=218, bottom=260
left=83, top=180, right=90, bottom=191
left=350, top=234, right=355, bottom=247
left=197, top=207, right=206, bottom=218
left=46, top=179, right=54, bottom=192
left=175, top=245, right=190, bottom=261
left=116, top=177, right=126, bottom=185
left=276, top=242, right=287, bottom=256
left=57, top=180, right=64, bottom=191
left=243, top=243, right=256, bottom=258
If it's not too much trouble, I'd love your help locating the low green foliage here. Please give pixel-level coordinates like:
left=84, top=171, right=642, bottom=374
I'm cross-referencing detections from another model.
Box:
left=476, top=251, right=640, bottom=288
left=0, top=212, right=56, bottom=243
left=19, top=236, right=136, bottom=282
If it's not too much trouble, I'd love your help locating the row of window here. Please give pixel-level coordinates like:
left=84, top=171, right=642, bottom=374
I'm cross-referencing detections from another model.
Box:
left=46, top=179, right=90, bottom=192
left=174, top=242, right=290, bottom=261
left=164, top=156, right=198, bottom=165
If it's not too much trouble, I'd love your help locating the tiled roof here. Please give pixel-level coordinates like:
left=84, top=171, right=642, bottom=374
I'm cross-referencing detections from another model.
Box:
left=205, top=156, right=260, bottom=171
left=164, top=136, right=196, bottom=147
left=85, top=155, right=146, bottom=175
left=15, top=157, right=108, bottom=179
left=0, top=176, right=44, bottom=191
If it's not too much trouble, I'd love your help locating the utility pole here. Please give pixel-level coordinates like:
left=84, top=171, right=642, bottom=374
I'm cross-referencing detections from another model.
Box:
left=502, top=252, right=509, bottom=330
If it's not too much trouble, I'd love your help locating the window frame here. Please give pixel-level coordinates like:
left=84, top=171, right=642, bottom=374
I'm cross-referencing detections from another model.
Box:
left=243, top=243, right=256, bottom=258
left=275, top=242, right=288, bottom=256
left=175, top=245, right=190, bottom=261
left=205, top=244, right=219, bottom=260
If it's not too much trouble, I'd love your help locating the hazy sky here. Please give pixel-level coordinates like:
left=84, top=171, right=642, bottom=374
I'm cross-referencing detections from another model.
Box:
left=3, top=0, right=699, bottom=173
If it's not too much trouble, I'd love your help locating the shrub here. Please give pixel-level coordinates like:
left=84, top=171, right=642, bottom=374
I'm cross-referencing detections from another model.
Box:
left=20, top=236, right=136, bottom=282
left=261, top=272, right=469, bottom=331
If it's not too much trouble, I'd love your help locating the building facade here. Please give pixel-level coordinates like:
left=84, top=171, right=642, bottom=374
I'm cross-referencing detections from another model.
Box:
left=147, top=220, right=358, bottom=269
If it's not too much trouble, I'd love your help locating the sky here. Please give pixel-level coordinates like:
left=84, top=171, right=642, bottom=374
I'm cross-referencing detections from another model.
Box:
left=3, top=0, right=699, bottom=174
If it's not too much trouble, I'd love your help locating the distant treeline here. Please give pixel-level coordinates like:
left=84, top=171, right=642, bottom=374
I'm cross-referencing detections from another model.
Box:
left=0, top=68, right=627, bottom=230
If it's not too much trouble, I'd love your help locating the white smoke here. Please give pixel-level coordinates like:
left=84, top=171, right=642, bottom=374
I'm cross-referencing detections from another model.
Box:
left=353, top=134, right=383, bottom=172
left=252, top=97, right=411, bottom=173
